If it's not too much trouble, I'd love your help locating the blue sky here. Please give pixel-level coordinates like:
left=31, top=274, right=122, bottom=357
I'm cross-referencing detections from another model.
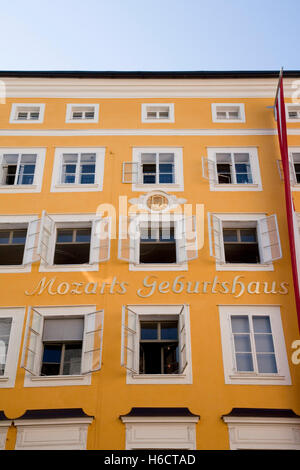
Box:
left=0, top=0, right=299, bottom=71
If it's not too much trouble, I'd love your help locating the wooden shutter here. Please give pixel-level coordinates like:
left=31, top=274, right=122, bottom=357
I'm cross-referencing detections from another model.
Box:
left=176, top=216, right=198, bottom=263
left=22, top=218, right=41, bottom=265
left=257, top=214, right=282, bottom=264
left=122, top=162, right=139, bottom=183
left=121, top=306, right=138, bottom=374
left=21, top=308, right=44, bottom=376
left=208, top=213, right=225, bottom=263
left=37, top=210, right=55, bottom=264
left=81, top=310, right=104, bottom=374
left=90, top=217, right=111, bottom=263
left=202, top=156, right=217, bottom=183
left=179, top=305, right=188, bottom=374
left=118, top=215, right=137, bottom=263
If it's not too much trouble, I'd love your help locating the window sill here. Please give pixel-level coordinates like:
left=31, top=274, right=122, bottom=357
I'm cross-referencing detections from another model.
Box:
left=0, top=264, right=32, bottom=274
left=216, top=263, right=274, bottom=272
left=132, top=183, right=183, bottom=192
left=0, top=376, right=9, bottom=383
left=52, top=183, right=101, bottom=192
left=127, top=373, right=192, bottom=385
left=210, top=183, right=261, bottom=192
left=39, top=263, right=99, bottom=273
left=24, top=374, right=92, bottom=387
left=0, top=184, right=37, bottom=191
left=227, top=373, right=290, bottom=386
left=129, top=263, right=188, bottom=271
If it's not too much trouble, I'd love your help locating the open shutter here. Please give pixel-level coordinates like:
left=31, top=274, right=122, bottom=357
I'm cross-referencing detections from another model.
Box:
left=122, top=162, right=139, bottom=183
left=277, top=159, right=297, bottom=184
left=81, top=310, right=104, bottom=375
left=118, top=215, right=137, bottom=263
left=121, top=306, right=138, bottom=374
left=208, top=213, right=224, bottom=263
left=202, top=156, right=217, bottom=183
left=21, top=308, right=43, bottom=376
left=37, top=210, right=55, bottom=264
left=176, top=216, right=198, bottom=263
left=257, top=214, right=282, bottom=264
left=22, top=218, right=41, bottom=265
left=179, top=305, right=188, bottom=374
left=90, top=217, right=111, bottom=263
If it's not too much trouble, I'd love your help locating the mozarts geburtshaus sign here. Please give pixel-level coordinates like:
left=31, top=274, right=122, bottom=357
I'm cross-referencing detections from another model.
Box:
left=24, top=275, right=290, bottom=298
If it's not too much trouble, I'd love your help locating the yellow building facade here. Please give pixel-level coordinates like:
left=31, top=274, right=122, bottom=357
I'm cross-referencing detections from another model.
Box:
left=0, top=71, right=300, bottom=450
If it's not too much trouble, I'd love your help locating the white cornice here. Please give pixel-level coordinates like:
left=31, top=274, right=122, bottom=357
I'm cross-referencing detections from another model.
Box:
left=1, top=77, right=300, bottom=98
left=0, top=128, right=300, bottom=136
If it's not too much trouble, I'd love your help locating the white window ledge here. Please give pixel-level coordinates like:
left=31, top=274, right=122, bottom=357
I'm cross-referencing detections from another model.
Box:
left=129, top=263, right=188, bottom=272
left=39, top=263, right=99, bottom=273
left=24, top=374, right=91, bottom=388
left=216, top=263, right=274, bottom=272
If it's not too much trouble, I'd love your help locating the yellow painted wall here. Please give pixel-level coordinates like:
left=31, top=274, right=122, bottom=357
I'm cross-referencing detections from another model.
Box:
left=0, top=92, right=300, bottom=450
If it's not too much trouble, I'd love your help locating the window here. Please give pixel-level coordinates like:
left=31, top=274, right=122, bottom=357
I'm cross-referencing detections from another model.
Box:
left=118, top=214, right=198, bottom=271
left=121, top=305, right=192, bottom=384
left=288, top=151, right=300, bottom=186
left=141, top=104, right=174, bottom=123
left=25, top=212, right=111, bottom=272
left=66, top=104, right=99, bottom=123
left=22, top=306, right=104, bottom=387
left=0, top=148, right=45, bottom=193
left=10, top=104, right=45, bottom=124
left=122, top=147, right=184, bottom=191
left=51, top=147, right=105, bottom=192
left=0, top=215, right=39, bottom=273
left=208, top=213, right=282, bottom=271
left=219, top=306, right=291, bottom=385
left=211, top=103, right=245, bottom=122
left=202, top=148, right=262, bottom=191
left=0, top=307, right=25, bottom=388
left=14, top=409, right=93, bottom=450
left=120, top=408, right=199, bottom=450
left=286, top=104, right=300, bottom=122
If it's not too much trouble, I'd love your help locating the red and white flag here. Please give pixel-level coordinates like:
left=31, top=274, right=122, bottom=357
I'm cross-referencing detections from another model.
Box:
left=275, top=70, right=300, bottom=332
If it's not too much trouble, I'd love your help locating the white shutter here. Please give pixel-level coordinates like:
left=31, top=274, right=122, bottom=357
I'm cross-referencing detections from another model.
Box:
left=176, top=216, right=198, bottom=264
left=179, top=305, right=188, bottom=374
left=118, top=215, right=137, bottom=263
left=37, top=210, right=55, bottom=265
left=121, top=306, right=138, bottom=374
left=122, top=162, right=139, bottom=183
left=277, top=158, right=297, bottom=184
left=208, top=213, right=224, bottom=263
left=202, top=156, right=217, bottom=183
left=22, top=218, right=41, bottom=265
left=90, top=217, right=111, bottom=264
left=21, top=308, right=44, bottom=376
left=81, top=310, right=104, bottom=375
left=257, top=214, right=282, bottom=264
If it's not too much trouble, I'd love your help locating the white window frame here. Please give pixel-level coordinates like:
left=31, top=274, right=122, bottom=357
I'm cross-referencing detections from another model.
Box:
left=0, top=148, right=45, bottom=194
left=285, top=103, right=300, bottom=122
left=121, top=304, right=192, bottom=385
left=121, top=415, right=199, bottom=450
left=0, top=307, right=25, bottom=388
left=14, top=416, right=93, bottom=449
left=287, top=148, right=300, bottom=190
left=0, top=420, right=12, bottom=450
left=223, top=415, right=300, bottom=450
left=125, top=147, right=184, bottom=192
left=208, top=212, right=281, bottom=271
left=38, top=213, right=110, bottom=273
left=22, top=305, right=103, bottom=388
left=211, top=103, right=245, bottom=123
left=141, top=103, right=175, bottom=123
left=65, top=104, right=99, bottom=123
left=219, top=305, right=291, bottom=386
left=9, top=103, right=45, bottom=124
left=50, top=147, right=105, bottom=193
left=204, top=147, right=262, bottom=191
left=0, top=214, right=38, bottom=273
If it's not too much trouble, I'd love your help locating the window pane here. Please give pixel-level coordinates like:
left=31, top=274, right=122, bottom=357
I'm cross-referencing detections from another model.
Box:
left=254, top=334, right=275, bottom=353
left=80, top=173, right=95, bottom=184
left=159, top=153, right=174, bottom=163
left=81, top=164, right=95, bottom=174
left=56, top=230, right=73, bottom=243
left=75, top=229, right=91, bottom=243
left=257, top=353, right=277, bottom=373
left=240, top=229, right=257, bottom=243
left=223, top=229, right=238, bottom=242
left=62, top=344, right=82, bottom=375
left=163, top=343, right=179, bottom=373
left=0, top=232, right=10, bottom=244
left=63, top=154, right=78, bottom=163
left=253, top=316, right=272, bottom=333
left=234, top=334, right=252, bottom=352
left=161, top=322, right=178, bottom=340
left=140, top=322, right=158, bottom=340
left=12, top=230, right=27, bottom=244
left=231, top=316, right=250, bottom=333
left=41, top=344, right=62, bottom=376
left=236, top=353, right=254, bottom=372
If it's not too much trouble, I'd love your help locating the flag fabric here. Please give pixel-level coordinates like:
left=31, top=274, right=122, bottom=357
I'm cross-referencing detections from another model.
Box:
left=275, top=71, right=300, bottom=332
